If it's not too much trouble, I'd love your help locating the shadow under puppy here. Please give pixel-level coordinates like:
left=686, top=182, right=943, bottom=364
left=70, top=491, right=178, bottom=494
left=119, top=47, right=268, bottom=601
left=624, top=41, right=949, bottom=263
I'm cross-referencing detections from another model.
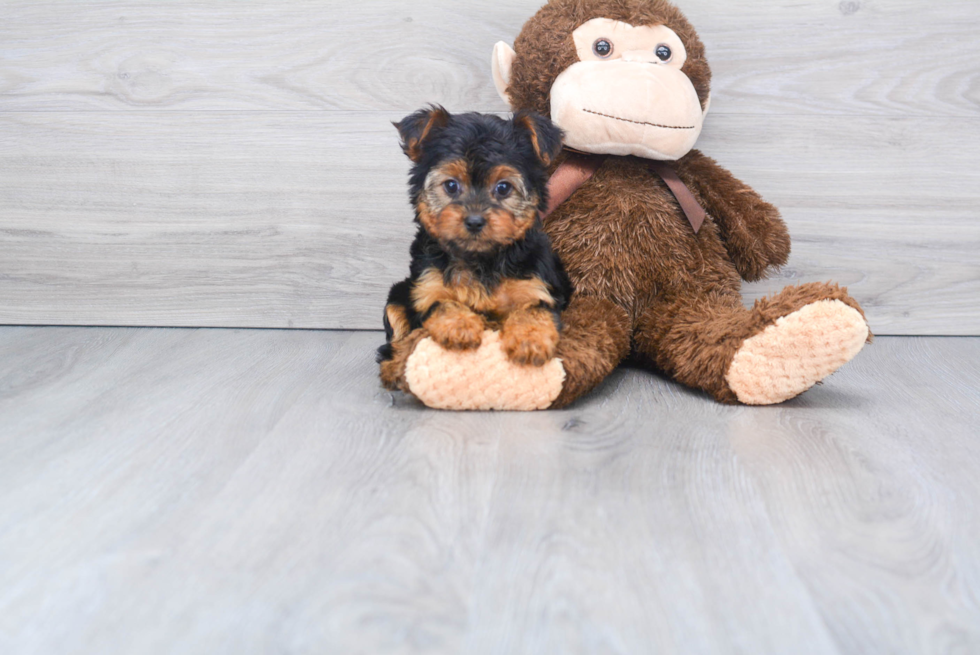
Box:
left=378, top=106, right=572, bottom=382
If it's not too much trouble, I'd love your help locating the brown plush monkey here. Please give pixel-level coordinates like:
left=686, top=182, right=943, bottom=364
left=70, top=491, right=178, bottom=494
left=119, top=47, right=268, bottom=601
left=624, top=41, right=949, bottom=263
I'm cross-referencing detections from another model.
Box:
left=381, top=0, right=870, bottom=410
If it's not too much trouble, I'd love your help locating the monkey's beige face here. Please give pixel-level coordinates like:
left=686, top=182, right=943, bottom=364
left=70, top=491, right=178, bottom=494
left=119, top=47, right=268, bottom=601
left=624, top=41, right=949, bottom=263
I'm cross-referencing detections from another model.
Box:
left=550, top=19, right=705, bottom=160
left=493, top=18, right=710, bottom=161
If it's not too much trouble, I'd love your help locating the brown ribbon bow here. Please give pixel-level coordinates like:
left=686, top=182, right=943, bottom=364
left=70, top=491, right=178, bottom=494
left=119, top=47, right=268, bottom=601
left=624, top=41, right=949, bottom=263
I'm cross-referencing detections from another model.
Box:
left=542, top=153, right=706, bottom=234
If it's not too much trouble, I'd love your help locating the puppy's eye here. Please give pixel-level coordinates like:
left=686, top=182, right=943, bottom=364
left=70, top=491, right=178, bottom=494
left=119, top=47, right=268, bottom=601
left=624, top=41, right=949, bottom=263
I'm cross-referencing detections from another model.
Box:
left=443, top=179, right=460, bottom=196
left=655, top=44, right=672, bottom=62
left=494, top=181, right=513, bottom=198
left=593, top=39, right=613, bottom=58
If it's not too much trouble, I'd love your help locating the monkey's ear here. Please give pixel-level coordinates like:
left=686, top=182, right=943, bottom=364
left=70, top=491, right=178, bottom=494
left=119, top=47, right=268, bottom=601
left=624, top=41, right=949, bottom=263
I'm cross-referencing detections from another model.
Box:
left=492, top=42, right=517, bottom=108
left=702, top=93, right=712, bottom=119
left=514, top=112, right=564, bottom=167
left=393, top=105, right=450, bottom=163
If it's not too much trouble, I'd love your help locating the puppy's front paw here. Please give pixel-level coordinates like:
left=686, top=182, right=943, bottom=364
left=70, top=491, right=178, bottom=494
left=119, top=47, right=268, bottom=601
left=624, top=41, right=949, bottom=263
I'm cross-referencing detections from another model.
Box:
left=502, top=318, right=559, bottom=367
left=426, top=311, right=485, bottom=351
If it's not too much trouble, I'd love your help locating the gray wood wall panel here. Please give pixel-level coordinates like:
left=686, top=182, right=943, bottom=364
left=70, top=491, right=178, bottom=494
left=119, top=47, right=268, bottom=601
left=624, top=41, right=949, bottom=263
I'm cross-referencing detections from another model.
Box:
left=2, top=112, right=977, bottom=333
left=1, top=1, right=978, bottom=333
left=2, top=0, right=976, bottom=116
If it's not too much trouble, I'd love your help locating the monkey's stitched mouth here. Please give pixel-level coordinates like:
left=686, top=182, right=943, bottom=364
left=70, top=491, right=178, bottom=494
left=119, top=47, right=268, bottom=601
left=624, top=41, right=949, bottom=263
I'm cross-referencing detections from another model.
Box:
left=582, top=108, right=695, bottom=130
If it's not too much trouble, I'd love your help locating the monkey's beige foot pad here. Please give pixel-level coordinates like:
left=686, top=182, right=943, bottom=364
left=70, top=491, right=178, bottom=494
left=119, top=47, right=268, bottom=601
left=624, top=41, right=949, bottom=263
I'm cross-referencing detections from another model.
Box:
left=405, top=330, right=565, bottom=411
left=726, top=300, right=870, bottom=405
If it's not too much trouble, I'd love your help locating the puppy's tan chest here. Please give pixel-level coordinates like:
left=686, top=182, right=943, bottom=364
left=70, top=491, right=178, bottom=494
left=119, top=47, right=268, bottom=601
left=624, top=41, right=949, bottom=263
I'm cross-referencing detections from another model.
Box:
left=412, top=268, right=553, bottom=316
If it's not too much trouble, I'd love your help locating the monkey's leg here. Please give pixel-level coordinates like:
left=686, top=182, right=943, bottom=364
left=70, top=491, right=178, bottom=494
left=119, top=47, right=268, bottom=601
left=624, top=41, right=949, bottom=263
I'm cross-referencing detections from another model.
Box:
left=380, top=295, right=630, bottom=411
left=549, top=295, right=631, bottom=409
left=634, top=282, right=871, bottom=405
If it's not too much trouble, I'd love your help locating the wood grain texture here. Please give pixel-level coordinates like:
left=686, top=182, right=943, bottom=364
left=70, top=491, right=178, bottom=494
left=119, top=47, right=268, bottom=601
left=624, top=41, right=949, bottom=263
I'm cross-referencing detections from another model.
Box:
left=1, top=111, right=978, bottom=334
left=0, top=1, right=977, bottom=116
left=1, top=327, right=979, bottom=654
left=1, top=1, right=978, bottom=333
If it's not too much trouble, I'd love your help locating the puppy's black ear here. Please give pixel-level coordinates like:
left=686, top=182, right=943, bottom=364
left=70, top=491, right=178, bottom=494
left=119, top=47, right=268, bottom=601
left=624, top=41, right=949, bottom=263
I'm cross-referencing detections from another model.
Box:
left=394, top=105, right=450, bottom=163
left=513, top=112, right=564, bottom=167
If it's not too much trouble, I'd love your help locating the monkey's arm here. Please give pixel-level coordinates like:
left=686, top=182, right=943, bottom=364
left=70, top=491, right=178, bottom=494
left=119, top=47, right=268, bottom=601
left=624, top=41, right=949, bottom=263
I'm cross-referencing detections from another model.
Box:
left=676, top=150, right=791, bottom=282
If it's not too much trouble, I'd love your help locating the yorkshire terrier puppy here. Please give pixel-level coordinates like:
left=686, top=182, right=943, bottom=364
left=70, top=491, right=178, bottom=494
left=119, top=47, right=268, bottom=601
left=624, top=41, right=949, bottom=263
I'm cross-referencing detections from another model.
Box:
left=378, top=106, right=572, bottom=369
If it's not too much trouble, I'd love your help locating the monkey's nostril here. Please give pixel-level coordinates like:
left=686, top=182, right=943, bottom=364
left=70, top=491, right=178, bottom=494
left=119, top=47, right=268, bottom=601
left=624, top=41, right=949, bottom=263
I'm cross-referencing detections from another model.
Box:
left=464, top=215, right=487, bottom=233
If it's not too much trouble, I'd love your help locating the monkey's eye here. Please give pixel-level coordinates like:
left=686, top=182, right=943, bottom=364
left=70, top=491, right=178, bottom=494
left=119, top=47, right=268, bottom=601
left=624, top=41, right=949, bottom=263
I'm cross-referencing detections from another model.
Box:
left=655, top=44, right=672, bottom=62
left=494, top=181, right=513, bottom=199
left=443, top=179, right=460, bottom=196
left=593, top=39, right=613, bottom=58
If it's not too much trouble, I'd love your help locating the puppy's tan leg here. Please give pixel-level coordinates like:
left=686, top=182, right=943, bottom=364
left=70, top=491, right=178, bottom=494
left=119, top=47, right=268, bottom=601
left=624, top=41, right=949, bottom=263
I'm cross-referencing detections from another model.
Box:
left=384, top=303, right=412, bottom=342
left=380, top=328, right=429, bottom=393
left=424, top=301, right=485, bottom=351
left=500, top=306, right=560, bottom=367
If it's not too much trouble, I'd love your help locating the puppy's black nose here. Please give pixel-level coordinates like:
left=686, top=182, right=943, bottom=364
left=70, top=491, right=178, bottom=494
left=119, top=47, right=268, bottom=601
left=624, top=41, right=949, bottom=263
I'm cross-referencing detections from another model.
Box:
left=464, top=215, right=487, bottom=233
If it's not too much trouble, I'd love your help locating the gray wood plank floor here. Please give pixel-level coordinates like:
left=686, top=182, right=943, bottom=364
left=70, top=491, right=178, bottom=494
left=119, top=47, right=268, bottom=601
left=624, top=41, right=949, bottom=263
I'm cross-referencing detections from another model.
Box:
left=1, top=327, right=978, bottom=654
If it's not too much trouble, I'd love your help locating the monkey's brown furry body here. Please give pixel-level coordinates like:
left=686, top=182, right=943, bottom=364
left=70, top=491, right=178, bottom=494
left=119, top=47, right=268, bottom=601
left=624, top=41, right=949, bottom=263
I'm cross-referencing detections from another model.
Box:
left=543, top=151, right=867, bottom=407
left=381, top=0, right=871, bottom=409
